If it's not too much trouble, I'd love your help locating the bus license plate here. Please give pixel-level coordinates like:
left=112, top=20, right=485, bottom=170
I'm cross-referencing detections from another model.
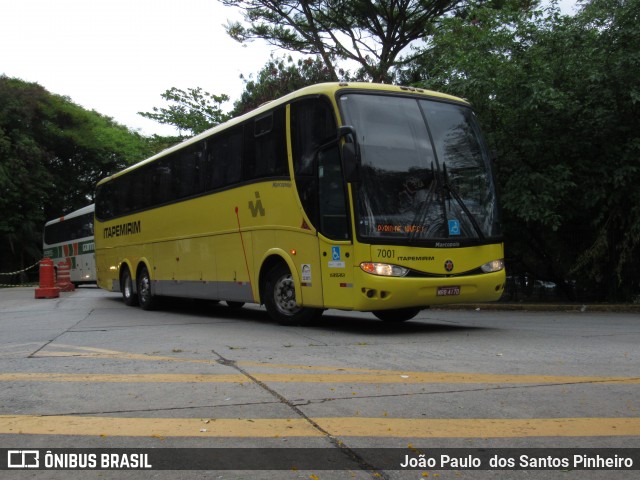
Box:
left=437, top=286, right=461, bottom=296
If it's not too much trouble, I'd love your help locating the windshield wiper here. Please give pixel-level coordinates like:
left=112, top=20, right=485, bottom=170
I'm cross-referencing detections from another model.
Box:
left=442, top=162, right=485, bottom=240
left=409, top=163, right=439, bottom=243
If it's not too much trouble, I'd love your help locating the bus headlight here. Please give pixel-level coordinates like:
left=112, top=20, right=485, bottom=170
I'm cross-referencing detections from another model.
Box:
left=480, top=259, right=505, bottom=273
left=360, top=262, right=409, bottom=277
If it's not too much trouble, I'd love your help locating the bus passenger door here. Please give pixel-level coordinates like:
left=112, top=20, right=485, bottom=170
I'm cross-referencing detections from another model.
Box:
left=319, top=237, right=354, bottom=309
left=317, top=145, right=354, bottom=309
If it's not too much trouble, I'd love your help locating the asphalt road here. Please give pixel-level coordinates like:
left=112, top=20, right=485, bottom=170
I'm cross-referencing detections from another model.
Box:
left=0, top=286, right=638, bottom=479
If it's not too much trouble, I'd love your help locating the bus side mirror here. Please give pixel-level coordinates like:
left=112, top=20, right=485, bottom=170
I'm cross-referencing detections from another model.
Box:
left=338, top=125, right=360, bottom=183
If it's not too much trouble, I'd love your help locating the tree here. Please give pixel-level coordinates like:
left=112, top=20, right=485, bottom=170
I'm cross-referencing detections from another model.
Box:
left=0, top=76, right=153, bottom=275
left=232, top=55, right=338, bottom=115
left=138, top=87, right=231, bottom=136
left=407, top=0, right=640, bottom=301
left=143, top=55, right=338, bottom=130
left=219, top=0, right=465, bottom=82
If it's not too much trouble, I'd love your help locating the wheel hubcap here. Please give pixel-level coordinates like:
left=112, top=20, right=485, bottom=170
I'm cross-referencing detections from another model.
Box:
left=273, top=274, right=301, bottom=315
left=140, top=275, right=150, bottom=300
left=124, top=277, right=132, bottom=298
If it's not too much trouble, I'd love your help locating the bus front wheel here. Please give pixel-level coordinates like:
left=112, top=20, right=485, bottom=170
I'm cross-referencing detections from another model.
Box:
left=137, top=265, right=157, bottom=310
left=264, top=263, right=321, bottom=325
left=121, top=268, right=137, bottom=307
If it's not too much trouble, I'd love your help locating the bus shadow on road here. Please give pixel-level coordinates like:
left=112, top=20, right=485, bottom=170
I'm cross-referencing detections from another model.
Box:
left=305, top=312, right=490, bottom=336
left=106, top=296, right=491, bottom=335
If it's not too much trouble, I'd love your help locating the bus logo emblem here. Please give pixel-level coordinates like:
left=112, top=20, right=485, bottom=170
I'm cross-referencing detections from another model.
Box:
left=248, top=192, right=265, bottom=217
left=444, top=259, right=454, bottom=272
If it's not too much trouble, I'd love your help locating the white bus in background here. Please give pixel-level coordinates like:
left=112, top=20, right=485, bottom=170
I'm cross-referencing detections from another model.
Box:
left=43, top=204, right=96, bottom=285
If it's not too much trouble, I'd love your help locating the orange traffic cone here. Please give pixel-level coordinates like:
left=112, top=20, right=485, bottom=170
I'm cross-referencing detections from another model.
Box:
left=56, top=258, right=75, bottom=292
left=35, top=258, right=60, bottom=299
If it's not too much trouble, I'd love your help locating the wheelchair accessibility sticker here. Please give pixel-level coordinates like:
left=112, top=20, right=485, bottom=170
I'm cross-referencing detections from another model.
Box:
left=448, top=219, right=461, bottom=236
left=328, top=246, right=345, bottom=268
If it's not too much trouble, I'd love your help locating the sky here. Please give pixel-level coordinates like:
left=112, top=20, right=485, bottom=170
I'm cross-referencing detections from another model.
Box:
left=1, top=0, right=275, bottom=136
left=1, top=0, right=580, bottom=137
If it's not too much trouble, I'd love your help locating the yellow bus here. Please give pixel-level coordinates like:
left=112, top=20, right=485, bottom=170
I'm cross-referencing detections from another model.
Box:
left=95, top=83, right=505, bottom=324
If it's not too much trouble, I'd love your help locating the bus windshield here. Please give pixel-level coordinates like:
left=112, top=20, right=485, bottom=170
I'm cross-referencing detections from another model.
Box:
left=339, top=93, right=501, bottom=245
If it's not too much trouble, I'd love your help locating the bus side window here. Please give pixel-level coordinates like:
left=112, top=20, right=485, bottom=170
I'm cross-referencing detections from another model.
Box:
left=169, top=151, right=184, bottom=200
left=83, top=220, right=94, bottom=237
left=207, top=137, right=222, bottom=189
left=209, top=127, right=243, bottom=189
left=152, top=159, right=173, bottom=205
left=191, top=144, right=207, bottom=195
left=174, top=144, right=204, bottom=199
left=249, top=107, right=287, bottom=179
left=130, top=165, right=149, bottom=212
left=96, top=183, right=114, bottom=220
left=115, top=175, right=133, bottom=214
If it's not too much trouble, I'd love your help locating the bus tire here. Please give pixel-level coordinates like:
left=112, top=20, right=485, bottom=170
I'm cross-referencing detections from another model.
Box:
left=263, top=263, right=321, bottom=326
left=137, top=265, right=157, bottom=311
left=373, top=308, right=421, bottom=322
left=121, top=268, right=138, bottom=307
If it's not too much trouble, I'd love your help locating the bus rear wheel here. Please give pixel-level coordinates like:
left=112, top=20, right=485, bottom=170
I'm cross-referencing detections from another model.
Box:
left=137, top=265, right=157, bottom=310
left=264, top=263, right=321, bottom=325
left=121, top=268, right=137, bottom=306
left=373, top=308, right=421, bottom=322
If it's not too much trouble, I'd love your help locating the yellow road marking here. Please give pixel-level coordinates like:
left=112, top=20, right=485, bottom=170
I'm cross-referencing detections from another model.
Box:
left=0, top=415, right=318, bottom=438
left=316, top=417, right=640, bottom=438
left=34, top=345, right=217, bottom=365
left=0, top=373, right=249, bottom=383
left=5, top=347, right=639, bottom=440
left=28, top=345, right=640, bottom=386
left=1, top=415, right=638, bottom=438
left=1, top=371, right=639, bottom=385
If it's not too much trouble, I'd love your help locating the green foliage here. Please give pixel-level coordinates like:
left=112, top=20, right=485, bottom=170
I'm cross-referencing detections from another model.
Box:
left=138, top=87, right=231, bottom=136
left=142, top=56, right=333, bottom=132
left=219, top=0, right=465, bottom=82
left=232, top=55, right=338, bottom=115
left=0, top=75, right=153, bottom=274
left=408, top=0, right=640, bottom=300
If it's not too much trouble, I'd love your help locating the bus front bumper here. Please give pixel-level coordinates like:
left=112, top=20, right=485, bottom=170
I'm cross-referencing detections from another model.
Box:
left=350, top=269, right=506, bottom=311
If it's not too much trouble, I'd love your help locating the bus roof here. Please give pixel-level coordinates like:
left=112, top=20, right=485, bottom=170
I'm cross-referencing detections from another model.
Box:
left=96, top=82, right=468, bottom=186
left=44, top=203, right=95, bottom=227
